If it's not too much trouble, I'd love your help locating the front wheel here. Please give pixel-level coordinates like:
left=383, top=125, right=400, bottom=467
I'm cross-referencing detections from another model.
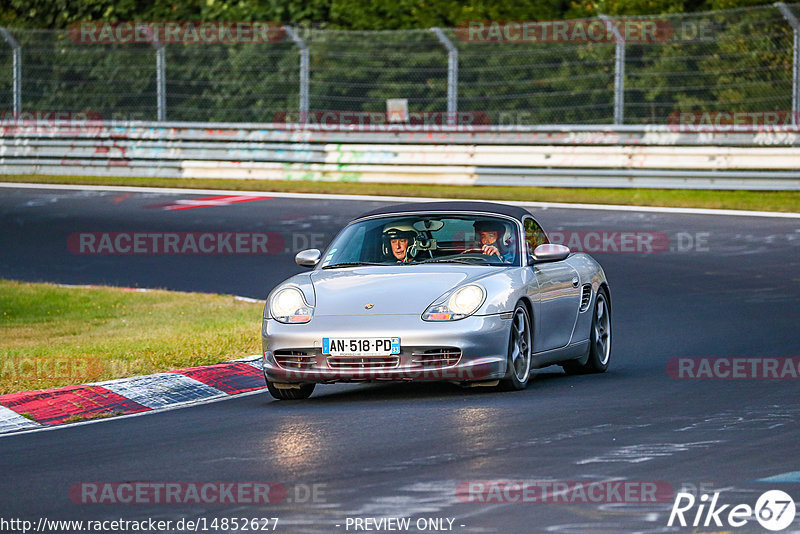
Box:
left=562, top=288, right=611, bottom=375
left=499, top=303, right=532, bottom=391
left=267, top=381, right=315, bottom=400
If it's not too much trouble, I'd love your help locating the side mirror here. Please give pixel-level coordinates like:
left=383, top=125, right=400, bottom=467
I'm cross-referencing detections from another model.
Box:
left=295, top=249, right=321, bottom=268
left=532, top=244, right=570, bottom=263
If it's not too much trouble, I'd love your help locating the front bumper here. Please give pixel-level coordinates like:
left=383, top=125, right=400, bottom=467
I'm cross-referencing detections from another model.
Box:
left=262, top=313, right=511, bottom=383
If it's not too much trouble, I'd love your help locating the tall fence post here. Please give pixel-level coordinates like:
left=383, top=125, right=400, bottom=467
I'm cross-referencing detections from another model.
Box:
left=284, top=26, right=309, bottom=123
left=139, top=24, right=166, bottom=122
left=431, top=28, right=458, bottom=126
left=0, top=27, right=21, bottom=116
left=776, top=2, right=800, bottom=125
left=599, top=15, right=625, bottom=125
left=155, top=43, right=166, bottom=121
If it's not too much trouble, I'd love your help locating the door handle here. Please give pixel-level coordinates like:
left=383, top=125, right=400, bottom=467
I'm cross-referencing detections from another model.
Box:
left=572, top=277, right=579, bottom=288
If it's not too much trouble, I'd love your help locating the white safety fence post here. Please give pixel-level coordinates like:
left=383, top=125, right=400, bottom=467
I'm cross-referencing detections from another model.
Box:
left=775, top=3, right=800, bottom=125
left=155, top=43, right=166, bottom=122
left=599, top=15, right=626, bottom=125
left=284, top=26, right=309, bottom=124
left=0, top=26, right=22, bottom=116
left=431, top=27, right=458, bottom=126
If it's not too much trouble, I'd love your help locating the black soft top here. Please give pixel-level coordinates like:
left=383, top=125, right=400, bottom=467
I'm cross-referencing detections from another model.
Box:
left=354, top=201, right=532, bottom=222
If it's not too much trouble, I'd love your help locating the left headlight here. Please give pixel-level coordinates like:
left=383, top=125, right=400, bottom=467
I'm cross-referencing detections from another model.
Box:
left=422, top=284, right=486, bottom=321
left=270, top=287, right=313, bottom=324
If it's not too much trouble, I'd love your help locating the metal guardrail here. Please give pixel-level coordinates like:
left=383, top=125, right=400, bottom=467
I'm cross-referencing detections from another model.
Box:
left=4, top=121, right=800, bottom=145
left=1, top=122, right=799, bottom=190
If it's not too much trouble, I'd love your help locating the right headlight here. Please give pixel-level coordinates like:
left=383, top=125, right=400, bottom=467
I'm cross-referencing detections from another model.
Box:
left=422, top=284, right=486, bottom=321
left=269, top=287, right=314, bottom=324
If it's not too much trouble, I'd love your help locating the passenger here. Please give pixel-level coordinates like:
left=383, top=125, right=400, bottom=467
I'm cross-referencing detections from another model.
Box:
left=382, top=225, right=418, bottom=263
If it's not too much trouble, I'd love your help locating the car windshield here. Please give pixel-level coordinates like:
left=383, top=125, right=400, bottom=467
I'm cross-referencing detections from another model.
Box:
left=320, top=214, right=520, bottom=268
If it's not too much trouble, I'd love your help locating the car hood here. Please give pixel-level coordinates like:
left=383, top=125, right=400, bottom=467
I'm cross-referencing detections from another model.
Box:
left=310, top=266, right=496, bottom=316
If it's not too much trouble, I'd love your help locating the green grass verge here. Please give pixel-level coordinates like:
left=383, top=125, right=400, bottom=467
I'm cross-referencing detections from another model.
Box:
left=0, top=279, right=264, bottom=395
left=1, top=174, right=798, bottom=213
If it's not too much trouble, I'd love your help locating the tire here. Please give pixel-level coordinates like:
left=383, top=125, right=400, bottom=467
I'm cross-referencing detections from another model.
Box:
left=267, top=381, right=315, bottom=400
left=562, top=288, right=611, bottom=375
left=499, top=302, right=532, bottom=391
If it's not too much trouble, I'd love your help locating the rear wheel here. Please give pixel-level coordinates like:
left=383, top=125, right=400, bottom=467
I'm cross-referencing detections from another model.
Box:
left=562, top=288, right=611, bottom=375
left=499, top=303, right=532, bottom=391
left=267, top=381, right=315, bottom=400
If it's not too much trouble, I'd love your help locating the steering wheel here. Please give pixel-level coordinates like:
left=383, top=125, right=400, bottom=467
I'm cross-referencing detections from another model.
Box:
left=455, top=253, right=496, bottom=263
left=462, top=247, right=502, bottom=257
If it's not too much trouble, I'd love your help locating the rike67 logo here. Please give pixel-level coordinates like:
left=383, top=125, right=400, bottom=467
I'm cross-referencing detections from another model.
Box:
left=668, top=490, right=796, bottom=531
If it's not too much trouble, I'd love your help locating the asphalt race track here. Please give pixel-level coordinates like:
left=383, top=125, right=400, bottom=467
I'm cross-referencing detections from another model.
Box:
left=1, top=185, right=799, bottom=534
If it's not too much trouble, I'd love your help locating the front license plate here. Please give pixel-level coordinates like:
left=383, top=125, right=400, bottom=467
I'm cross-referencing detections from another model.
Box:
left=322, top=337, right=400, bottom=357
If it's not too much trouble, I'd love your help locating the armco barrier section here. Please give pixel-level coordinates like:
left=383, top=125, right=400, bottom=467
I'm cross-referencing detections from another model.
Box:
left=5, top=122, right=800, bottom=145
left=1, top=122, right=799, bottom=190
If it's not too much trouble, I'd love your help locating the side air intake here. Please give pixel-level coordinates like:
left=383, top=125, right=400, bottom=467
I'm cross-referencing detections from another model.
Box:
left=580, top=284, right=592, bottom=312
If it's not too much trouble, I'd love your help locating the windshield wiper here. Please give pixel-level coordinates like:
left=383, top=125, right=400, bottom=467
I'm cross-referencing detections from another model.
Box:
left=322, top=262, right=385, bottom=269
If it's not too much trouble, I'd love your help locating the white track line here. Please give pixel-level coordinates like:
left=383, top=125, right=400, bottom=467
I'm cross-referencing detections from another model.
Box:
left=1, top=182, right=798, bottom=218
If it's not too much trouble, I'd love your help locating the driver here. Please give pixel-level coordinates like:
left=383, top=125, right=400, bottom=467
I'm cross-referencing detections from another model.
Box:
left=382, top=224, right=418, bottom=263
left=472, top=220, right=514, bottom=263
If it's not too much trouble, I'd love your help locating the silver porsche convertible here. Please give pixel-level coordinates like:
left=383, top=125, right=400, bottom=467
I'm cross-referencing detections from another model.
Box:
left=262, top=201, right=611, bottom=400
